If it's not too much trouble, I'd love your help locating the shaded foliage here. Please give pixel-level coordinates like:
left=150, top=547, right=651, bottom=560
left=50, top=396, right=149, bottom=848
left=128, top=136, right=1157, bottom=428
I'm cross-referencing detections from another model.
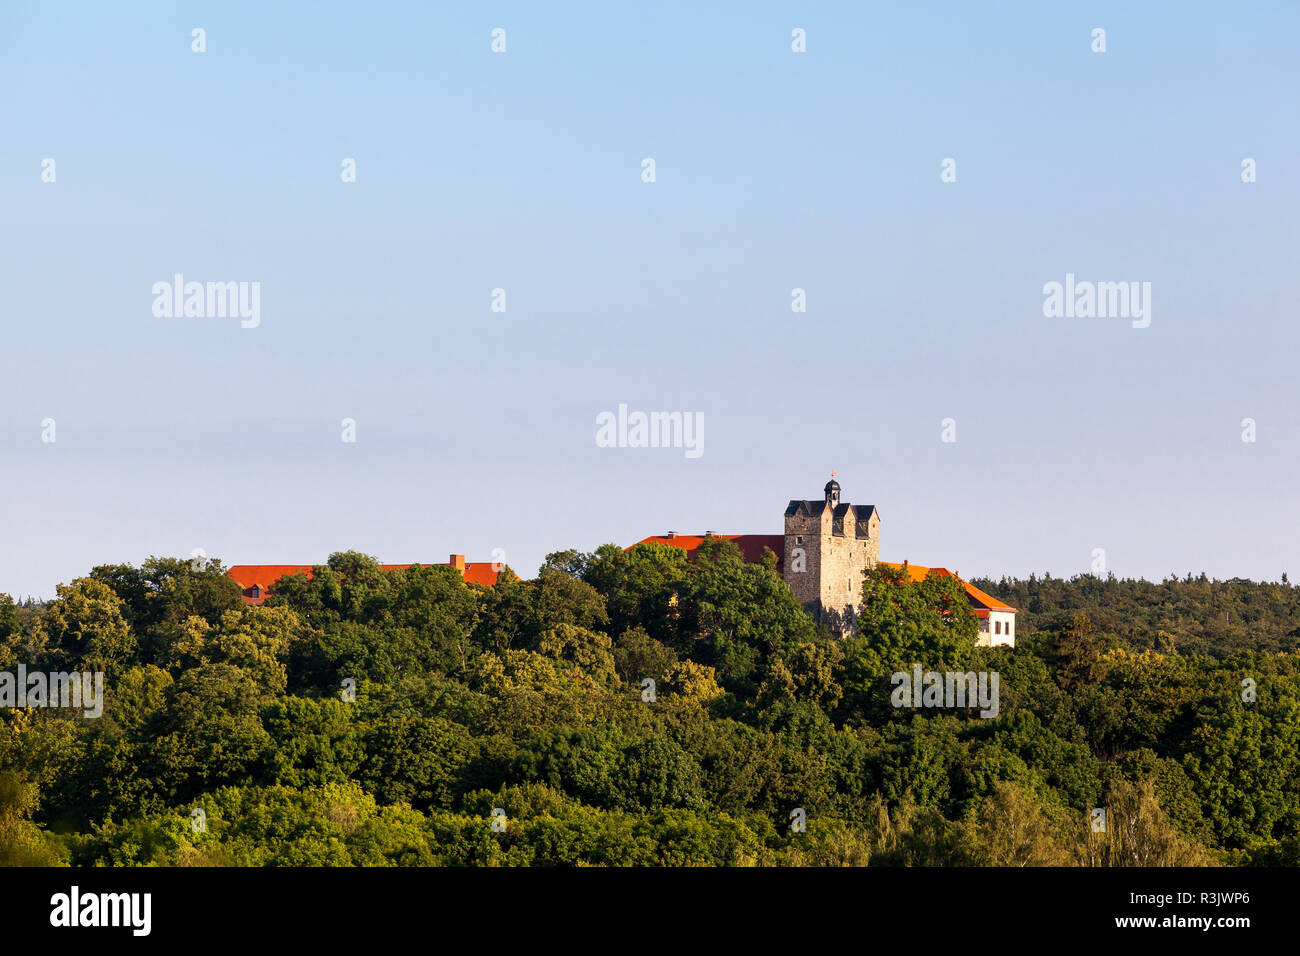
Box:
left=3, top=547, right=1298, bottom=866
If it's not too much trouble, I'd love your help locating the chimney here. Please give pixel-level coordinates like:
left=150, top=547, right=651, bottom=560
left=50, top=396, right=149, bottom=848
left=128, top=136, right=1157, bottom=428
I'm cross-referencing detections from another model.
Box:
left=449, top=554, right=466, bottom=572
left=666, top=531, right=677, bottom=539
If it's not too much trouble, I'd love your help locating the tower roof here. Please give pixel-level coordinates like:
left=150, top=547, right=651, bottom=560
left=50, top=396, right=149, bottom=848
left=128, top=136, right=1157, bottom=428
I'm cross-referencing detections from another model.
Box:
left=785, top=500, right=877, bottom=520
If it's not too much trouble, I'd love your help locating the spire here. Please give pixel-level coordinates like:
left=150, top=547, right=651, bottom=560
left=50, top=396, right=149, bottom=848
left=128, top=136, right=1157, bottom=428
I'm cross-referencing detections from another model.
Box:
left=824, top=473, right=841, bottom=507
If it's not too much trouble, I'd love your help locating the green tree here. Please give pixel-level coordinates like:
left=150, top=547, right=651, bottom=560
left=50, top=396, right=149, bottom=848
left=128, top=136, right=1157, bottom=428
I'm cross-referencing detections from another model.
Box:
left=44, top=578, right=136, bottom=674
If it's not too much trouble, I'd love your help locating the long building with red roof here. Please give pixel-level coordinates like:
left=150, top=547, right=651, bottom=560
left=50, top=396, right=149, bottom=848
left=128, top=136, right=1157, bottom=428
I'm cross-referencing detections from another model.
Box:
left=227, top=554, right=499, bottom=605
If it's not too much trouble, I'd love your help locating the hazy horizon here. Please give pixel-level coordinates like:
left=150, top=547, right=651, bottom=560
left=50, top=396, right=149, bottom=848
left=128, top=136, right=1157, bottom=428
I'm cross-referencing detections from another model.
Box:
left=3, top=1, right=1297, bottom=599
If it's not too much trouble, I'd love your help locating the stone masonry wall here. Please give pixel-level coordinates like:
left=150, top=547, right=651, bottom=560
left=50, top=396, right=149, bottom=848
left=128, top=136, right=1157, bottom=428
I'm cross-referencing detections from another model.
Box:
left=784, top=505, right=879, bottom=632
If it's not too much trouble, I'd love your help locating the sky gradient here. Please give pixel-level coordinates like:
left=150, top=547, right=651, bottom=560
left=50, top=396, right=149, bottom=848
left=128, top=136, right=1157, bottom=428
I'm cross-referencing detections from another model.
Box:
left=2, top=1, right=1297, bottom=598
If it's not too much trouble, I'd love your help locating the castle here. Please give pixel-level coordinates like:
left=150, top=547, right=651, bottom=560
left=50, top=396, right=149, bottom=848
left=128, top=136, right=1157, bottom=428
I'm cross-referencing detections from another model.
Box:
left=635, top=479, right=1016, bottom=647
left=782, top=478, right=880, bottom=632
left=228, top=481, right=1016, bottom=646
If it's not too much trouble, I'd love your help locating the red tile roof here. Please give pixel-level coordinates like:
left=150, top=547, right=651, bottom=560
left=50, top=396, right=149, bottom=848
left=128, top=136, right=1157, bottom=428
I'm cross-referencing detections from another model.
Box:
left=957, top=580, right=1018, bottom=614
left=879, top=562, right=1017, bottom=615
left=632, top=534, right=785, bottom=568
left=460, top=563, right=502, bottom=587
left=227, top=565, right=314, bottom=592
left=226, top=558, right=499, bottom=604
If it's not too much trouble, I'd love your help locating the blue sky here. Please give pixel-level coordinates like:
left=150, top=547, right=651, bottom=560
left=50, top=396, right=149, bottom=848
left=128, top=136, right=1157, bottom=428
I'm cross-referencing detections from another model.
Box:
left=1, top=1, right=1297, bottom=598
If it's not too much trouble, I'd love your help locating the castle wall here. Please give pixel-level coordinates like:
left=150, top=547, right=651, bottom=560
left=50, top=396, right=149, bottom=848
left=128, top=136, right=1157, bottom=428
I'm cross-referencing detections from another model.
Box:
left=784, top=502, right=879, bottom=634
left=783, top=510, right=827, bottom=610
left=986, top=611, right=1015, bottom=647
left=782, top=531, right=820, bottom=608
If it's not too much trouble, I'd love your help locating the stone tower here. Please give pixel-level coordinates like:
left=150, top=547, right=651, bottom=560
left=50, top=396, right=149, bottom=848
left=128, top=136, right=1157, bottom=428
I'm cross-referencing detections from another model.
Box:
left=783, top=478, right=879, bottom=633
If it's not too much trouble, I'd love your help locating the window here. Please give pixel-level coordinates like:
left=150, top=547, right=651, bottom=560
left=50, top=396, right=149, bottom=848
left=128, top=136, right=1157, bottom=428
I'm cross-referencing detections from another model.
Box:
left=994, top=620, right=1001, bottom=635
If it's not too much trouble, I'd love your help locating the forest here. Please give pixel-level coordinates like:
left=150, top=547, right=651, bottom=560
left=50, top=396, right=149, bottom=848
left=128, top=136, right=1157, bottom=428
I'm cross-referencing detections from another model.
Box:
left=2, top=540, right=1297, bottom=866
